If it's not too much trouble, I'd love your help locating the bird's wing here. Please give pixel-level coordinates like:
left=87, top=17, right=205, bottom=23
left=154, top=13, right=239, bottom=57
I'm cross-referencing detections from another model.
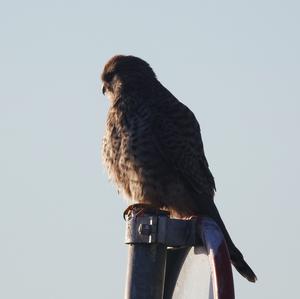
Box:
left=150, top=97, right=216, bottom=199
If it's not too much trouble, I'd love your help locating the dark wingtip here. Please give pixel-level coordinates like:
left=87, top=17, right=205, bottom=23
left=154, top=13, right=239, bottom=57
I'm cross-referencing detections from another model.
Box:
left=243, top=269, right=257, bottom=283
left=230, top=247, right=257, bottom=283
left=232, top=258, right=257, bottom=283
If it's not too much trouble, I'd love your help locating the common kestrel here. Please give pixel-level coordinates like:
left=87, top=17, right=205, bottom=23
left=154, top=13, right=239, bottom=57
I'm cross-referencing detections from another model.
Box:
left=101, top=55, right=256, bottom=282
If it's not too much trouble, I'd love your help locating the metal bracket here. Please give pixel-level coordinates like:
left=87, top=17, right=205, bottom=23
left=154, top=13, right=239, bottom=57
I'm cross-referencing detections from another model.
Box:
left=125, top=206, right=202, bottom=247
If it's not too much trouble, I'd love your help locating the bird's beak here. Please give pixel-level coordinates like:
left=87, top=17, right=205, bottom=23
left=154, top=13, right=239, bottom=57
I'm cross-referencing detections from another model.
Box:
left=101, top=84, right=106, bottom=95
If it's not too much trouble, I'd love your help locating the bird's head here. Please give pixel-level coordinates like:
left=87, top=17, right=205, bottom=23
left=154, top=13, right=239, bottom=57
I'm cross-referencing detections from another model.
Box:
left=101, top=55, right=157, bottom=102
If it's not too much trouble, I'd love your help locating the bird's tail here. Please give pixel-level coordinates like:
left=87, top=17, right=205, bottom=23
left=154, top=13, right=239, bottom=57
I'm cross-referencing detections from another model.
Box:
left=202, top=201, right=257, bottom=282
left=229, top=245, right=257, bottom=282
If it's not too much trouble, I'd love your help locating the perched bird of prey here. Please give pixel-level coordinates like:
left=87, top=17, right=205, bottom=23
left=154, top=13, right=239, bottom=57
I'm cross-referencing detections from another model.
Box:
left=101, top=55, right=257, bottom=282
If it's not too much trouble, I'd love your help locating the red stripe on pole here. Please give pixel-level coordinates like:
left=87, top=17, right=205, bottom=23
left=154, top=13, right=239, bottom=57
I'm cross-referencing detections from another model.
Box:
left=198, top=217, right=235, bottom=299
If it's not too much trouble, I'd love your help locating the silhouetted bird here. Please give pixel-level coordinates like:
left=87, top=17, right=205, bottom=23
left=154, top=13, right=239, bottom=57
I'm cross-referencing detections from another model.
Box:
left=101, top=55, right=257, bottom=282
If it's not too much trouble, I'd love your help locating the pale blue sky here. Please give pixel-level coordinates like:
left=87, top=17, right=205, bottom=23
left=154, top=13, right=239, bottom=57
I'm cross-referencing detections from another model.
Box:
left=1, top=1, right=299, bottom=298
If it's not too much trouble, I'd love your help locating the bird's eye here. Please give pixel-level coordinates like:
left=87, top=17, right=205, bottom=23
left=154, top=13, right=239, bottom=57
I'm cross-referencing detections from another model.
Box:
left=105, top=72, right=114, bottom=82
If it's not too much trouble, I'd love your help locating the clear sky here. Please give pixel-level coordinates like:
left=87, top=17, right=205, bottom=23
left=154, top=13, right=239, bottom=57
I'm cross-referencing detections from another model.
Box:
left=1, top=1, right=299, bottom=298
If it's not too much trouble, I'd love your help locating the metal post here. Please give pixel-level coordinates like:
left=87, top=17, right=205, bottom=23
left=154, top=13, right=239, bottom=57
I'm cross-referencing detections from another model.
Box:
left=125, top=244, right=167, bottom=299
left=163, top=247, right=191, bottom=299
left=123, top=205, right=234, bottom=299
left=124, top=206, right=169, bottom=299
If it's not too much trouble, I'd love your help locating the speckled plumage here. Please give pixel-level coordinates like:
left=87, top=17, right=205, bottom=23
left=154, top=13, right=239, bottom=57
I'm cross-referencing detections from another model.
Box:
left=103, top=84, right=215, bottom=215
left=101, top=55, right=256, bottom=282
